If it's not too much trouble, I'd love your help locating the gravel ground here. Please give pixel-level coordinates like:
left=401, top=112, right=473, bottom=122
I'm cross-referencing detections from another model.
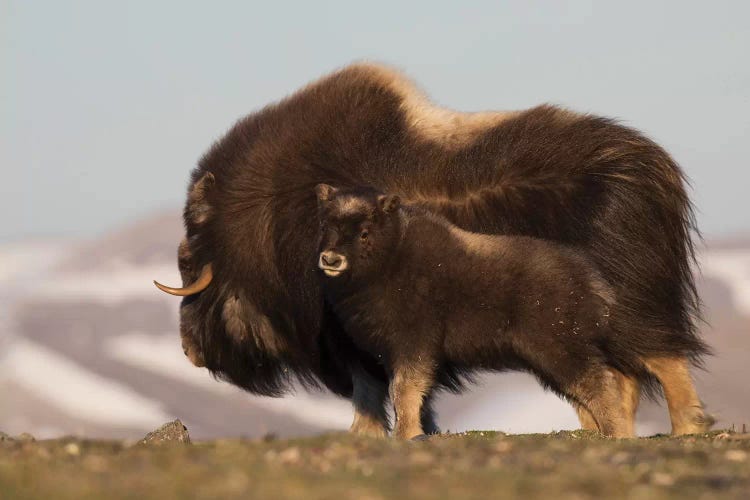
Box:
left=1, top=424, right=749, bottom=499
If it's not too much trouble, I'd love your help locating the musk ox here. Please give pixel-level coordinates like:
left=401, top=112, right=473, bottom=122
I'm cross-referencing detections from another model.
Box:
left=154, top=62, right=709, bottom=437
left=314, top=185, right=706, bottom=439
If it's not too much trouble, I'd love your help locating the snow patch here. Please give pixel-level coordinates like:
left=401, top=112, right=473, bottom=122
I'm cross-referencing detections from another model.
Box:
left=700, top=249, right=750, bottom=315
left=32, top=263, right=181, bottom=304
left=0, top=339, right=171, bottom=429
left=0, top=240, right=72, bottom=283
left=104, top=332, right=353, bottom=430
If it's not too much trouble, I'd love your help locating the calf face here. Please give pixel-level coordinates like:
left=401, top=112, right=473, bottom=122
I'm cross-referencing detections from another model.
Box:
left=315, top=184, right=401, bottom=281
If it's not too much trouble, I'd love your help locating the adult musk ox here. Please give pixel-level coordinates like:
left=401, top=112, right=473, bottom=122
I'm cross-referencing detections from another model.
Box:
left=315, top=185, right=701, bottom=439
left=154, top=62, right=709, bottom=437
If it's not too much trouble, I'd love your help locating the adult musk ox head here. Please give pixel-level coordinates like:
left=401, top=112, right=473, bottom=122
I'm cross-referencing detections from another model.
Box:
left=154, top=62, right=705, bottom=406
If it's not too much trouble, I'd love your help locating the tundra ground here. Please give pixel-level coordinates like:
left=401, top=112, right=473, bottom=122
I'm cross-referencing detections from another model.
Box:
left=1, top=428, right=749, bottom=499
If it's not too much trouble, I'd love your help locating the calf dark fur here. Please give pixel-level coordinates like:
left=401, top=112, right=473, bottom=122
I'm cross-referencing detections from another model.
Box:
left=315, top=186, right=710, bottom=438
left=154, top=62, right=708, bottom=437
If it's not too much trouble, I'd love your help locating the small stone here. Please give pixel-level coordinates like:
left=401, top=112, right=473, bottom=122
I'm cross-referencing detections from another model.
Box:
left=64, top=443, right=81, bottom=456
left=651, top=472, right=675, bottom=486
left=83, top=455, right=108, bottom=472
left=494, top=440, right=513, bottom=453
left=17, top=433, right=35, bottom=442
left=409, top=451, right=434, bottom=465
left=139, top=420, right=191, bottom=445
left=725, top=449, right=747, bottom=462
left=611, top=451, right=631, bottom=465
left=278, top=446, right=301, bottom=465
left=261, top=433, right=277, bottom=442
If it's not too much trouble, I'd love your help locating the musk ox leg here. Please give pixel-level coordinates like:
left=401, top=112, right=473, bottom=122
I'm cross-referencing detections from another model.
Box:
left=569, top=366, right=634, bottom=438
left=420, top=390, right=440, bottom=435
left=390, top=363, right=434, bottom=440
left=618, top=371, right=641, bottom=435
left=350, top=366, right=389, bottom=438
left=643, top=356, right=713, bottom=435
left=574, top=404, right=599, bottom=432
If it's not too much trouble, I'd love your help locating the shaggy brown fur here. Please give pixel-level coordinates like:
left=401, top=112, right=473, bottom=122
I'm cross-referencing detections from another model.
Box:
left=315, top=187, right=710, bottom=438
left=168, top=62, right=706, bottom=435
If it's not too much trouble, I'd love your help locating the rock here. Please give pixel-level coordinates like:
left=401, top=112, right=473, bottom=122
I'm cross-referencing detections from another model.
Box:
left=139, top=420, right=191, bottom=445
left=64, top=442, right=81, bottom=456
left=277, top=447, right=301, bottom=465
left=725, top=450, right=747, bottom=462
left=0, top=431, right=12, bottom=442
left=17, top=433, right=36, bottom=442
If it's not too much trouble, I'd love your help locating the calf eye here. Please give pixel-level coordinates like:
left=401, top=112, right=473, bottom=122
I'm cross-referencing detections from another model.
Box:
left=360, top=230, right=369, bottom=241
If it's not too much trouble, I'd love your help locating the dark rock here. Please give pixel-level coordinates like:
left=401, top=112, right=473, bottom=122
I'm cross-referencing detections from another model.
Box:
left=139, top=420, right=191, bottom=445
left=0, top=431, right=12, bottom=442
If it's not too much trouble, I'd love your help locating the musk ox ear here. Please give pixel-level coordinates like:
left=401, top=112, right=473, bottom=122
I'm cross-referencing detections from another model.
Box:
left=186, top=172, right=215, bottom=225
left=377, top=194, right=400, bottom=214
left=315, top=183, right=338, bottom=202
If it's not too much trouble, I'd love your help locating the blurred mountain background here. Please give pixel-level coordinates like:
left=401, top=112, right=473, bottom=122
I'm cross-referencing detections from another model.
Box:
left=1, top=212, right=748, bottom=439
left=4, top=1, right=749, bottom=440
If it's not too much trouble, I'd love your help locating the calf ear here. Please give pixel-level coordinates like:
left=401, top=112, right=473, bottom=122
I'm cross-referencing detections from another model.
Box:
left=315, top=183, right=337, bottom=202
left=378, top=194, right=400, bottom=213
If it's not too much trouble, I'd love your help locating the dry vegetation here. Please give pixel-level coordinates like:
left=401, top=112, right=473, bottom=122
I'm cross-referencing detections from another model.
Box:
left=1, top=422, right=749, bottom=499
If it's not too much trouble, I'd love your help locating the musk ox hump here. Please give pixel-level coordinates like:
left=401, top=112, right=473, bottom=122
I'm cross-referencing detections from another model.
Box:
left=346, top=62, right=520, bottom=147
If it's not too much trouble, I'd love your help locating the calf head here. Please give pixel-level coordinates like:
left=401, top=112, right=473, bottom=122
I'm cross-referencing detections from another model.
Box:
left=315, top=184, right=401, bottom=281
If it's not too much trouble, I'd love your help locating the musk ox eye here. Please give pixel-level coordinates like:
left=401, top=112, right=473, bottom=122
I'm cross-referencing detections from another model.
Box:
left=360, top=230, right=369, bottom=241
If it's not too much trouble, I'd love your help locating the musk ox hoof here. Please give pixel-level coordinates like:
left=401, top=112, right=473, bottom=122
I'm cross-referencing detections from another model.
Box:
left=411, top=434, right=431, bottom=442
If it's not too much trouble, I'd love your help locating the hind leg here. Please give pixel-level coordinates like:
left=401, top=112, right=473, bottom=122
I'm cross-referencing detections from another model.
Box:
left=574, top=404, right=600, bottom=432
left=568, top=366, right=635, bottom=438
left=643, top=356, right=713, bottom=435
left=420, top=390, right=441, bottom=435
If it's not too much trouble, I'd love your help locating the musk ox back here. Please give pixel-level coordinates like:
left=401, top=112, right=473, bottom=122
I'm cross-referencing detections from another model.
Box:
left=155, top=62, right=705, bottom=436
left=314, top=186, right=711, bottom=439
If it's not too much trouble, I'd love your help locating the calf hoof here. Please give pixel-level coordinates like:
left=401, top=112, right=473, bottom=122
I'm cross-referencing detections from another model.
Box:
left=411, top=434, right=430, bottom=442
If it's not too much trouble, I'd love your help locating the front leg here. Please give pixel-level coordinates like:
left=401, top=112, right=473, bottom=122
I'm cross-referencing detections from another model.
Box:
left=350, top=364, right=390, bottom=438
left=390, top=361, right=435, bottom=439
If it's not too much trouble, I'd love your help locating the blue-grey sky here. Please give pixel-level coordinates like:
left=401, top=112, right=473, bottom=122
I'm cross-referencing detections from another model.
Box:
left=3, top=1, right=749, bottom=241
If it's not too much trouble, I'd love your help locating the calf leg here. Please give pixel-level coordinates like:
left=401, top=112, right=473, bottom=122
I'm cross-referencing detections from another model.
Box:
left=643, top=356, right=713, bottom=435
left=350, top=365, right=389, bottom=438
left=390, top=362, right=434, bottom=439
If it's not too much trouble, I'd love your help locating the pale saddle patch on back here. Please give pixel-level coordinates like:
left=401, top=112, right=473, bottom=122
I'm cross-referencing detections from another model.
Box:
left=348, top=62, right=521, bottom=147
left=447, top=224, right=503, bottom=256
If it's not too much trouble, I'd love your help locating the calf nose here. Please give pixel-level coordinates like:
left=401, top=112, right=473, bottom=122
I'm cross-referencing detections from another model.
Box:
left=320, top=251, right=343, bottom=268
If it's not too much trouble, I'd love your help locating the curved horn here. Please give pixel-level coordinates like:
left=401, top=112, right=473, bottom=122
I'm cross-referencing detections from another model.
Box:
left=154, top=263, right=213, bottom=296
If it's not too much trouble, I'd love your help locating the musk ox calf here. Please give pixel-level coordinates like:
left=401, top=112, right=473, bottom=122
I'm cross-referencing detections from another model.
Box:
left=315, top=185, right=712, bottom=439
left=154, top=62, right=709, bottom=438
